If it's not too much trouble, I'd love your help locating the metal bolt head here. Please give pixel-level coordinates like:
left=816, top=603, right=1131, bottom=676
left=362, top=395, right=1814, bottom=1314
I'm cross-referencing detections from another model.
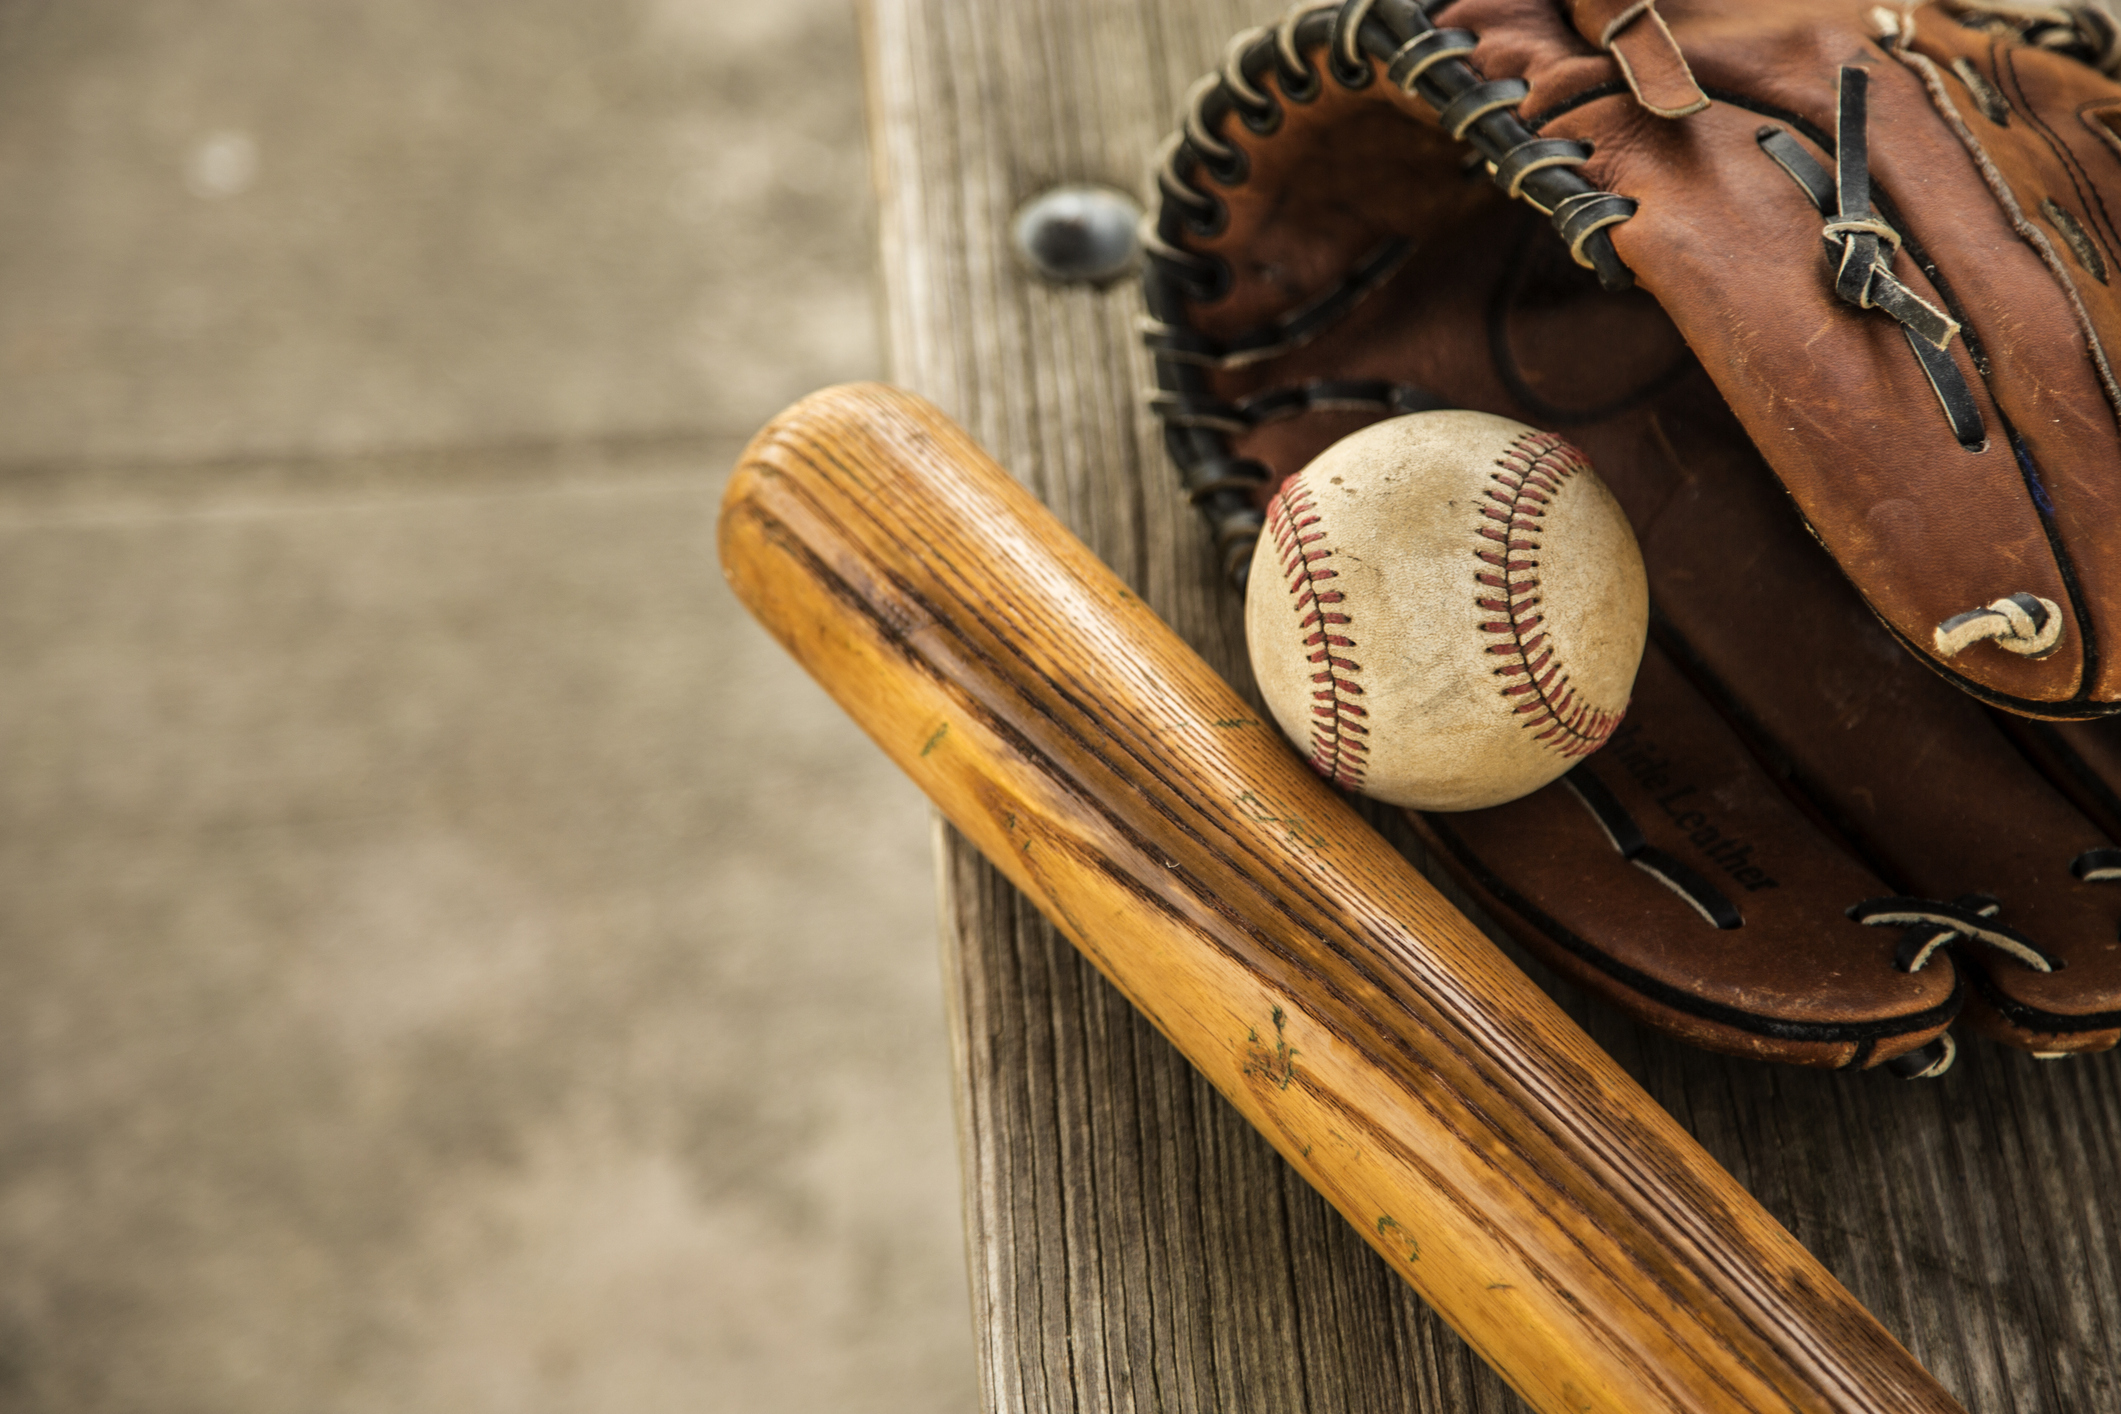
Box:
left=1011, top=185, right=1143, bottom=285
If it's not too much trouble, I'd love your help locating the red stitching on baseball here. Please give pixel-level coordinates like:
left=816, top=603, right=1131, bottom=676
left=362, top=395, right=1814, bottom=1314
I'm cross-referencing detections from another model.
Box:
left=1481, top=434, right=1622, bottom=759
left=1266, top=481, right=1369, bottom=790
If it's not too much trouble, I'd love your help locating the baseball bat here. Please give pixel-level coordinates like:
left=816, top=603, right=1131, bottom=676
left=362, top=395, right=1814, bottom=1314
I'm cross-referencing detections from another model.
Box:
left=718, top=382, right=1964, bottom=1414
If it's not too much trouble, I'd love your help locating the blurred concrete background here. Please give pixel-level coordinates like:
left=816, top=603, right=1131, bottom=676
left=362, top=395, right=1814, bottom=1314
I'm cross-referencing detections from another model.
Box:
left=0, top=1, right=976, bottom=1410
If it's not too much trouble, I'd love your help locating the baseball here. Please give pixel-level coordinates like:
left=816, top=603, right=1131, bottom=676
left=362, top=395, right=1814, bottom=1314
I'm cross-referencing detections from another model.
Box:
left=1246, top=411, right=1647, bottom=812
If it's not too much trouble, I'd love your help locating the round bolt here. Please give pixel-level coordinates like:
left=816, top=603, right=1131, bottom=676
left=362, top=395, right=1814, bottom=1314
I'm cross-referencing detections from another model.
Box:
left=1011, top=185, right=1143, bottom=285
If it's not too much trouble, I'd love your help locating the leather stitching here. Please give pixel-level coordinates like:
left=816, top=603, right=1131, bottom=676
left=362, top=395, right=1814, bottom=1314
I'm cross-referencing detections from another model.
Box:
left=1480, top=434, right=1622, bottom=758
left=1266, top=482, right=1370, bottom=790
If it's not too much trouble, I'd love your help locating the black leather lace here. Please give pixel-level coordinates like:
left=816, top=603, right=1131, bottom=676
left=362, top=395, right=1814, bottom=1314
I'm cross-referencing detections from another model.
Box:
left=1757, top=67, right=1987, bottom=449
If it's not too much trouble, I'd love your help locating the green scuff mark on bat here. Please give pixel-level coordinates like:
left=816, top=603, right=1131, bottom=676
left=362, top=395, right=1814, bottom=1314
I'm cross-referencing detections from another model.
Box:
left=1234, top=790, right=1329, bottom=851
left=1243, top=1006, right=1299, bottom=1090
left=920, top=723, right=950, bottom=757
left=1376, top=1215, right=1420, bottom=1264
left=1212, top=717, right=1259, bottom=728
left=996, top=808, right=1097, bottom=953
left=1487, top=1283, right=1513, bottom=1291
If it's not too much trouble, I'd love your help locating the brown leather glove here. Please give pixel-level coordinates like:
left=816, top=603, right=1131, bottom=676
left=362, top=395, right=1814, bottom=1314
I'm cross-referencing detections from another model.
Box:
left=1148, top=0, right=2121, bottom=718
left=1144, top=0, right=2121, bottom=1071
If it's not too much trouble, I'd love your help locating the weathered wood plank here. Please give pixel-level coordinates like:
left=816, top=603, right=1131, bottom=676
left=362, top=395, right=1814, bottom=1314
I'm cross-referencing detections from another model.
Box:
left=865, top=1, right=2121, bottom=1410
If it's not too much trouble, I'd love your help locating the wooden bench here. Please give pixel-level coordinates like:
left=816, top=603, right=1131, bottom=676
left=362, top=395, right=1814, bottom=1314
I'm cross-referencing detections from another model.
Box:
left=864, top=1, right=2121, bottom=1407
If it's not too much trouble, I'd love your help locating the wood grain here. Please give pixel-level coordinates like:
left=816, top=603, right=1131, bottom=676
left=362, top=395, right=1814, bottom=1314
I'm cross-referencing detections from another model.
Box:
left=720, top=382, right=1965, bottom=1414
left=860, top=1, right=2121, bottom=1411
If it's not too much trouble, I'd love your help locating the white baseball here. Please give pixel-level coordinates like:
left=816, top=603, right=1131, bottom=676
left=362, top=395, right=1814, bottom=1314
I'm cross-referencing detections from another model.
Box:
left=1246, top=410, right=1647, bottom=812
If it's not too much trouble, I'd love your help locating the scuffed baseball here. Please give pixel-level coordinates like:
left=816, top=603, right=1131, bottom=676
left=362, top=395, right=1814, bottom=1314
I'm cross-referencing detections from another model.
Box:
left=1246, top=411, right=1647, bottom=812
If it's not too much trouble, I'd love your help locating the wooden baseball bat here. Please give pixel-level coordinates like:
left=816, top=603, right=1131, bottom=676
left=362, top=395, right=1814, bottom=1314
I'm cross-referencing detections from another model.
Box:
left=718, top=382, right=1964, bottom=1414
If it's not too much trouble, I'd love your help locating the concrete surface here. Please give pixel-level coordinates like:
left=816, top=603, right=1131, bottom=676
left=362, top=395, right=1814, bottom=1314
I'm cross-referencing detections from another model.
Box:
left=0, top=2, right=976, bottom=1410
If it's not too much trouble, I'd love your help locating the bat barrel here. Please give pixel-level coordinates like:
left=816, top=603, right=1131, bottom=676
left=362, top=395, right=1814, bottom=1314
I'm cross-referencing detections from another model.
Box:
left=717, top=382, right=1963, bottom=1414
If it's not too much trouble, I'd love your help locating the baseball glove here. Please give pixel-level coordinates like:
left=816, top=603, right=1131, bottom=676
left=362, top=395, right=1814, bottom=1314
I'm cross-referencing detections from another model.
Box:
left=1143, top=0, right=2121, bottom=1070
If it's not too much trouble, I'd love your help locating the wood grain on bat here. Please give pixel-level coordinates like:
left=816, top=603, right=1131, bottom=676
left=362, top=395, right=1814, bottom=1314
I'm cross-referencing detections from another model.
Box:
left=717, top=382, right=1964, bottom=1414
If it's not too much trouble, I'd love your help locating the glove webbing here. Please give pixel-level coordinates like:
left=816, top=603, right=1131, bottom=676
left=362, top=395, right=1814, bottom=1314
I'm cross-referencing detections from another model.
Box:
left=1756, top=69, right=1986, bottom=449
left=1149, top=377, right=1447, bottom=444
left=1142, top=0, right=1644, bottom=586
left=1141, top=239, right=1412, bottom=370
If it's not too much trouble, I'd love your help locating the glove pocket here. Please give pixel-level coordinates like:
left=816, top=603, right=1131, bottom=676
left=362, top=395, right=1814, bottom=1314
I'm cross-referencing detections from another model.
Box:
left=1409, top=644, right=1963, bottom=1072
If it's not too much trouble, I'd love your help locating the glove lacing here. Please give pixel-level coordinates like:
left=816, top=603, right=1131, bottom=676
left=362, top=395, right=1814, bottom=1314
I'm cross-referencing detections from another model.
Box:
left=1757, top=67, right=1988, bottom=450
left=1848, top=893, right=2064, bottom=974
left=1141, top=0, right=1643, bottom=586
